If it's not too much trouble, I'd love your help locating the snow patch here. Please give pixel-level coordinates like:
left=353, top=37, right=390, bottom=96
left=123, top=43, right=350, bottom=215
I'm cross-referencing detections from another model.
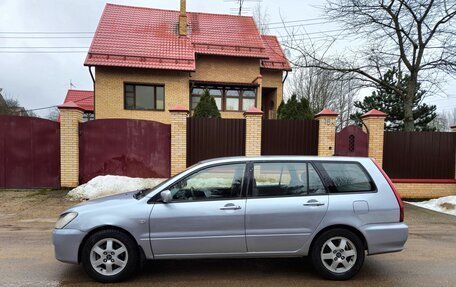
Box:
left=407, top=196, right=456, bottom=216
left=67, top=175, right=166, bottom=200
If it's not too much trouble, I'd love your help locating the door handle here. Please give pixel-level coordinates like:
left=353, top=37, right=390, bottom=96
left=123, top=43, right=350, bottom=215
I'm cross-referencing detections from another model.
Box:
left=220, top=204, right=242, bottom=210
left=303, top=200, right=325, bottom=207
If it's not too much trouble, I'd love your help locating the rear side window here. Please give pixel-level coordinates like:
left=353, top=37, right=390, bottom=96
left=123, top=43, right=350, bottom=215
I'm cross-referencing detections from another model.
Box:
left=252, top=162, right=325, bottom=197
left=316, top=162, right=375, bottom=193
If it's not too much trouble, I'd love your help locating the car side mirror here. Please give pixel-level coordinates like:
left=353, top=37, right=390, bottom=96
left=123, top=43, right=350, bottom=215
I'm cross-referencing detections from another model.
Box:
left=160, top=190, right=173, bottom=203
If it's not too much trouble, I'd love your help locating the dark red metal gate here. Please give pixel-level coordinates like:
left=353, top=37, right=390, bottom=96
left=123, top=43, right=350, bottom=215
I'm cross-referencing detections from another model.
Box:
left=0, top=116, right=60, bottom=188
left=335, top=125, right=368, bottom=157
left=79, top=119, right=171, bottom=183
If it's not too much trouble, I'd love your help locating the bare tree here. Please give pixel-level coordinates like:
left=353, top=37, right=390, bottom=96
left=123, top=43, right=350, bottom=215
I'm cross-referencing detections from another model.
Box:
left=283, top=0, right=456, bottom=131
left=253, top=1, right=270, bottom=34
left=287, top=65, right=360, bottom=130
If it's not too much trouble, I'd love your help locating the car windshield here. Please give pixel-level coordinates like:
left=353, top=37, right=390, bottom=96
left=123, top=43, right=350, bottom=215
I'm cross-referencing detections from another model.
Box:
left=135, top=163, right=200, bottom=199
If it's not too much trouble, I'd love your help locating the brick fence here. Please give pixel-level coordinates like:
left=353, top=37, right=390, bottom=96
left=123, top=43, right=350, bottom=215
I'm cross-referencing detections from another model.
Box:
left=56, top=104, right=456, bottom=199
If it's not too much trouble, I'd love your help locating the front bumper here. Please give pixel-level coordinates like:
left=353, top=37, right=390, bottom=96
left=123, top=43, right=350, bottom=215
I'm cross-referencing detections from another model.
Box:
left=362, top=222, right=409, bottom=255
left=52, top=229, right=87, bottom=264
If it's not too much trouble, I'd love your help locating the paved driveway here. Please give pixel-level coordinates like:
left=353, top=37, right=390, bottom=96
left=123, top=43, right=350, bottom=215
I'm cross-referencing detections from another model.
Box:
left=0, top=190, right=455, bottom=287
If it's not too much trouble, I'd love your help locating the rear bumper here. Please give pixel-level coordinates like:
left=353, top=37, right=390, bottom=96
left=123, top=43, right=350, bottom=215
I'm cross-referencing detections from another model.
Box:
left=52, top=229, right=87, bottom=264
left=361, top=223, right=408, bottom=255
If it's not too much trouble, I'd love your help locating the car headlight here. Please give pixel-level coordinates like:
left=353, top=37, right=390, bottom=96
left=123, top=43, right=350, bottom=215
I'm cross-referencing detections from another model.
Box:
left=55, top=212, right=78, bottom=229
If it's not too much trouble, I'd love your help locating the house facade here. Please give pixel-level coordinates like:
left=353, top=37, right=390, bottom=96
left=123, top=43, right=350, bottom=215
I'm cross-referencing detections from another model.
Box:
left=84, top=1, right=291, bottom=124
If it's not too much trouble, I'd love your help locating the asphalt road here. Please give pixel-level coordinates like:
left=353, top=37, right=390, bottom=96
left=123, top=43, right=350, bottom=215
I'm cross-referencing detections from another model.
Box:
left=0, top=190, right=455, bottom=287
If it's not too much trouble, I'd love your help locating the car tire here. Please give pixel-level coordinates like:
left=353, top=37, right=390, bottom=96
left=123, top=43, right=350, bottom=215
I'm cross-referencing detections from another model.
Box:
left=81, top=229, right=139, bottom=283
left=310, top=228, right=365, bottom=280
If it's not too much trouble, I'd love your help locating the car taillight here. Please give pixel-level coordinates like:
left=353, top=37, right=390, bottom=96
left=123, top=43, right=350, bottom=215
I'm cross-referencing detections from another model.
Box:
left=371, top=159, right=404, bottom=222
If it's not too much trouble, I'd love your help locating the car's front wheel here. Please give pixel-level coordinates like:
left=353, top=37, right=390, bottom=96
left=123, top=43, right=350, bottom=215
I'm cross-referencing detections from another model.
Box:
left=81, top=229, right=139, bottom=283
left=311, top=228, right=365, bottom=280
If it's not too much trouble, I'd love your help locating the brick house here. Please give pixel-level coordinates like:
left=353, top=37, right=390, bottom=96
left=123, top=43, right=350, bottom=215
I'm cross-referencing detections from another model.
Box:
left=83, top=0, right=291, bottom=124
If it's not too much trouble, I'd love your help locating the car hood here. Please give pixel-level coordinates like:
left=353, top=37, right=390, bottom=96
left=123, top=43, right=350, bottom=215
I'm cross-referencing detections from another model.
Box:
left=68, top=191, right=140, bottom=212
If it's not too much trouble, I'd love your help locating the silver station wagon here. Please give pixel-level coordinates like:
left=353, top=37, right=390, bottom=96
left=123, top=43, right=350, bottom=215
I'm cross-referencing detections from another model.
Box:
left=53, top=156, right=408, bottom=282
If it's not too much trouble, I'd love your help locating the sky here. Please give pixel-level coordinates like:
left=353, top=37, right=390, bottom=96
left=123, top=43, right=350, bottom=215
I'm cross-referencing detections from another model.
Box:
left=0, top=0, right=454, bottom=117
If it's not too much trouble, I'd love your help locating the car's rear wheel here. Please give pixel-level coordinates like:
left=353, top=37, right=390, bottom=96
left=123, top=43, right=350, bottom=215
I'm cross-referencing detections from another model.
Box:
left=81, top=229, right=138, bottom=283
left=311, top=228, right=365, bottom=280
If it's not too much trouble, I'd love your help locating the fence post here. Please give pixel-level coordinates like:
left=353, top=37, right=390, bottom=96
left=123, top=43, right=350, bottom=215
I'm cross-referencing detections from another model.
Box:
left=315, top=109, right=338, bottom=156
left=58, top=102, right=84, bottom=188
left=362, top=109, right=387, bottom=166
left=244, top=107, right=263, bottom=156
left=170, top=105, right=189, bottom=176
left=451, top=124, right=456, bottom=133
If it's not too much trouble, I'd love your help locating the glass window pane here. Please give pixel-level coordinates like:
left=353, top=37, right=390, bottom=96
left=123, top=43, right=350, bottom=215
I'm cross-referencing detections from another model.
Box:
left=192, top=88, right=204, bottom=95
left=214, top=97, right=222, bottom=110
left=253, top=162, right=308, bottom=197
left=243, top=90, right=256, bottom=97
left=209, top=89, right=222, bottom=96
left=191, top=96, right=200, bottom=110
left=125, top=92, right=134, bottom=108
left=125, top=84, right=134, bottom=92
left=136, top=85, right=154, bottom=109
left=226, top=90, right=240, bottom=97
left=169, top=164, right=246, bottom=201
left=320, top=162, right=374, bottom=192
left=242, top=98, right=255, bottom=111
left=226, top=98, right=239, bottom=111
left=156, top=86, right=164, bottom=110
left=308, top=165, right=325, bottom=194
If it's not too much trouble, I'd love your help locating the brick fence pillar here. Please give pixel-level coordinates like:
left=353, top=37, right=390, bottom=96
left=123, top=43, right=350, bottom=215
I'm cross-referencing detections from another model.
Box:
left=244, top=107, right=263, bottom=156
left=58, top=102, right=84, bottom=187
left=170, top=105, right=189, bottom=176
left=315, top=109, right=338, bottom=156
left=362, top=109, right=387, bottom=166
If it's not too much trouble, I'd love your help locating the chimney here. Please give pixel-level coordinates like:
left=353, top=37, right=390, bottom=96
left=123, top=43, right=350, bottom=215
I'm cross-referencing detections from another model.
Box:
left=179, top=0, right=187, bottom=36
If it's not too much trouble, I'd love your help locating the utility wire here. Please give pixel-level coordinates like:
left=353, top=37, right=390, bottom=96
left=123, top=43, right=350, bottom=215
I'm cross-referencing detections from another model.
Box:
left=25, top=94, right=94, bottom=112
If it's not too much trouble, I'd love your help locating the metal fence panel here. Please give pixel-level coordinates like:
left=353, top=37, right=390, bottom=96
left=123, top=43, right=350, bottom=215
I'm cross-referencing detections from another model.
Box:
left=383, top=131, right=456, bottom=179
left=79, top=119, right=171, bottom=183
left=187, top=118, right=246, bottom=166
left=261, top=119, right=319, bottom=156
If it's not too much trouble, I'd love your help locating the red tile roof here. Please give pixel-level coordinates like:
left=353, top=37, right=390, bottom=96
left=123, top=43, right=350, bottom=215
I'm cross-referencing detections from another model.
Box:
left=85, top=4, right=290, bottom=71
left=361, top=109, right=387, bottom=118
left=261, top=35, right=291, bottom=71
left=62, top=90, right=94, bottom=112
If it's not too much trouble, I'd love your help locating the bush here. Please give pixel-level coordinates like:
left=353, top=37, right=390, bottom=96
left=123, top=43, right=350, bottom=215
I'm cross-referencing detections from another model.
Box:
left=277, top=94, right=313, bottom=120
left=193, top=89, right=221, bottom=118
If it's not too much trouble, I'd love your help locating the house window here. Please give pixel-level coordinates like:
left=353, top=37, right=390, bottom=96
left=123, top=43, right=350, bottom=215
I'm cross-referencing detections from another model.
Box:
left=190, top=85, right=257, bottom=112
left=82, top=112, right=95, bottom=122
left=124, top=83, right=164, bottom=111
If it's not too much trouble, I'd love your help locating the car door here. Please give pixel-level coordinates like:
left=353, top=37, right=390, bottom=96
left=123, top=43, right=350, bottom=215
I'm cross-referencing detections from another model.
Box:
left=245, top=161, right=329, bottom=253
left=149, top=163, right=247, bottom=258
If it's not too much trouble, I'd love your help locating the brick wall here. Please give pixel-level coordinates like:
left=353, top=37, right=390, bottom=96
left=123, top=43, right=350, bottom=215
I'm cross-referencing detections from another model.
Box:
left=95, top=66, right=189, bottom=124
left=315, top=110, right=338, bottom=156
left=170, top=108, right=189, bottom=176
left=261, top=69, right=283, bottom=105
left=244, top=108, right=263, bottom=156
left=95, top=55, right=284, bottom=123
left=363, top=117, right=386, bottom=166
left=395, top=182, right=456, bottom=199
left=59, top=108, right=83, bottom=187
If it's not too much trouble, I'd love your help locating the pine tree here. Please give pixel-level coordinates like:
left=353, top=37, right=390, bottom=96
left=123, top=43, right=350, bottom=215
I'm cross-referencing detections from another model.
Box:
left=193, top=89, right=221, bottom=118
left=277, top=94, right=313, bottom=120
left=350, top=68, right=437, bottom=131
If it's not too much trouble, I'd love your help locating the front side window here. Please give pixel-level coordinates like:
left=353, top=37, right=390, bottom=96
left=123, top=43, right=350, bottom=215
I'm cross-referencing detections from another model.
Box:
left=316, top=162, right=375, bottom=193
left=190, top=85, right=257, bottom=112
left=168, top=164, right=246, bottom=201
left=252, top=162, right=325, bottom=197
left=124, top=84, right=164, bottom=110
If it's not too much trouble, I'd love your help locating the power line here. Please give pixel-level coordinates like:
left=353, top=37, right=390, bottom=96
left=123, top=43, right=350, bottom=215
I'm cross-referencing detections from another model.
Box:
left=25, top=94, right=93, bottom=113
left=0, top=46, right=89, bottom=49
left=0, top=36, right=93, bottom=39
